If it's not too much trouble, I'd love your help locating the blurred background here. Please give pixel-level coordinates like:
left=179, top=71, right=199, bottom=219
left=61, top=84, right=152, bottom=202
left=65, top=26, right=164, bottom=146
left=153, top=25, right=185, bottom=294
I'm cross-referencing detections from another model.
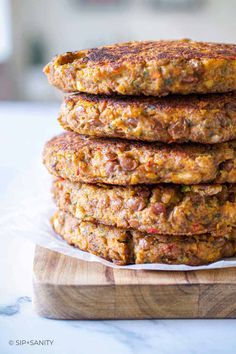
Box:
left=0, top=0, right=235, bottom=102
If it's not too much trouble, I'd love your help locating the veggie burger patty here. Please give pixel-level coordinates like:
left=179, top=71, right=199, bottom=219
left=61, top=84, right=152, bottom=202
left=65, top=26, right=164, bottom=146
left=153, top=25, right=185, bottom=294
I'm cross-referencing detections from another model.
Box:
left=43, top=132, right=236, bottom=185
left=59, top=92, right=236, bottom=144
left=52, top=178, right=236, bottom=237
left=44, top=39, right=236, bottom=96
left=52, top=209, right=236, bottom=266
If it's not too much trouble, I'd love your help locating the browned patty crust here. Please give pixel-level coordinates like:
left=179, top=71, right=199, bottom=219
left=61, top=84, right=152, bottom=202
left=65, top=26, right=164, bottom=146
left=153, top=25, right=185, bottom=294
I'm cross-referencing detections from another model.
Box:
left=44, top=40, right=236, bottom=96
left=59, top=92, right=236, bottom=144
left=43, top=132, right=236, bottom=185
left=52, top=179, right=236, bottom=236
left=52, top=209, right=236, bottom=266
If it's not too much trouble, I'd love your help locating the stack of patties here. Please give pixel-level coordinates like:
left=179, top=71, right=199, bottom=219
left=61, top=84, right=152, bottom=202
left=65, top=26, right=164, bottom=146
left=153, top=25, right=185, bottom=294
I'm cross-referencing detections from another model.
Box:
left=43, top=39, right=236, bottom=266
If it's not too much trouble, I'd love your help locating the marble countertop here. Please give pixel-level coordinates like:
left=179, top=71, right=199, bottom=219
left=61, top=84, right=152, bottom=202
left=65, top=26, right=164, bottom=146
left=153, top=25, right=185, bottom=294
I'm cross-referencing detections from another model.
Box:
left=0, top=102, right=236, bottom=354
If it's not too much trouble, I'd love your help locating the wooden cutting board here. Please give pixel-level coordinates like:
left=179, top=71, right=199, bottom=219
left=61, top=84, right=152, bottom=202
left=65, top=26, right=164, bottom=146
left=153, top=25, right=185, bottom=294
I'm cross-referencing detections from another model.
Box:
left=33, top=245, right=236, bottom=319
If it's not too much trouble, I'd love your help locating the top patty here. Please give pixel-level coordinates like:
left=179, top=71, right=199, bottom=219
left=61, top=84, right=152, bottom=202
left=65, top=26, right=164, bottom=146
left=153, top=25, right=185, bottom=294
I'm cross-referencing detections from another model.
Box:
left=43, top=132, right=236, bottom=185
left=44, top=39, right=236, bottom=96
left=59, top=92, right=236, bottom=144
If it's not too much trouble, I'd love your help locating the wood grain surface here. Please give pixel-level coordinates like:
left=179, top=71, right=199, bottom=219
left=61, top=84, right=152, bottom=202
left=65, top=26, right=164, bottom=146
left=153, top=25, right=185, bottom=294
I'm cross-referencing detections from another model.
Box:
left=33, top=246, right=236, bottom=319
